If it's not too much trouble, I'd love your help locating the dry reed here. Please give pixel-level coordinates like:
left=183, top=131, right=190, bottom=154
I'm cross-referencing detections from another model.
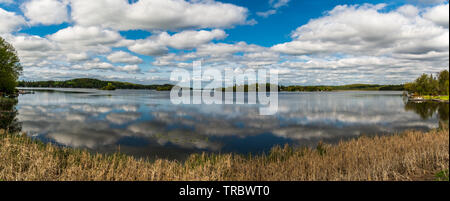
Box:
left=0, top=128, right=448, bottom=181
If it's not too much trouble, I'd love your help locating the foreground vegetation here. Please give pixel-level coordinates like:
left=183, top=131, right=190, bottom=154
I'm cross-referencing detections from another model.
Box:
left=0, top=128, right=448, bottom=181
left=18, top=78, right=174, bottom=91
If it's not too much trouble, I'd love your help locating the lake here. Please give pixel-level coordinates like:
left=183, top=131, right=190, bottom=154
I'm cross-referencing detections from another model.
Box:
left=13, top=89, right=449, bottom=160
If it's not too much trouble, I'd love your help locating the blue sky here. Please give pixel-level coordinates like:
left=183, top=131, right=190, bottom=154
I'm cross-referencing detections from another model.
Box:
left=0, top=0, right=448, bottom=85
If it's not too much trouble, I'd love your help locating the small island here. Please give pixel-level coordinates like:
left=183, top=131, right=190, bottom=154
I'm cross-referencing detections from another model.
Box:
left=100, top=83, right=116, bottom=91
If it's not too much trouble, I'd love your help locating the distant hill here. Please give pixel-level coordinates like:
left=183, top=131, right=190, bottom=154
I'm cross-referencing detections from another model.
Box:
left=18, top=78, right=174, bottom=91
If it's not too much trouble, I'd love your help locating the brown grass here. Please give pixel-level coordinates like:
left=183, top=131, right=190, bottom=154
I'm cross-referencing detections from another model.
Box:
left=0, top=128, right=448, bottom=181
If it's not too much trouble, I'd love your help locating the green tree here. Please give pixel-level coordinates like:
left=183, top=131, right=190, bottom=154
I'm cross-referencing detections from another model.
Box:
left=405, top=70, right=448, bottom=96
left=0, top=37, right=22, bottom=96
left=101, top=82, right=116, bottom=90
left=438, top=70, right=449, bottom=95
left=414, top=74, right=429, bottom=95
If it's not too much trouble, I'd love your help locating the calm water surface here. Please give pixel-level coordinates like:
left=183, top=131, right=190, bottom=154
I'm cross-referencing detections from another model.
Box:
left=14, top=88, right=448, bottom=160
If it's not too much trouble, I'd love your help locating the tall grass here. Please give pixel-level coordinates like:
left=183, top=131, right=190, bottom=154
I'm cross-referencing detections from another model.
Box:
left=0, top=128, right=448, bottom=181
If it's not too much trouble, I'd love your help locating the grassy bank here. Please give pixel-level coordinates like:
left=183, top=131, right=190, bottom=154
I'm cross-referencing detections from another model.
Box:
left=0, top=128, right=448, bottom=181
left=423, top=95, right=449, bottom=102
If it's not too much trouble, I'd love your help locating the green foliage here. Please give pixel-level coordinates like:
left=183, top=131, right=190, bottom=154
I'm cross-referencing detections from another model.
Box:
left=435, top=169, right=449, bottom=181
left=156, top=84, right=175, bottom=91
left=0, top=37, right=23, bottom=96
left=18, top=78, right=174, bottom=91
left=100, top=83, right=116, bottom=90
left=404, top=101, right=448, bottom=121
left=405, top=70, right=449, bottom=96
left=438, top=70, right=449, bottom=95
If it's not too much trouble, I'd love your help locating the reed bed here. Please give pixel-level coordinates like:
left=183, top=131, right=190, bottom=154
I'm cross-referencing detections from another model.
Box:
left=0, top=128, right=448, bottom=181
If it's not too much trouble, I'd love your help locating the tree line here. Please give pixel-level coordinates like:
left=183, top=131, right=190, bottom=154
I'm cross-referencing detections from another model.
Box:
left=18, top=78, right=174, bottom=91
left=404, top=70, right=449, bottom=96
left=279, top=84, right=405, bottom=92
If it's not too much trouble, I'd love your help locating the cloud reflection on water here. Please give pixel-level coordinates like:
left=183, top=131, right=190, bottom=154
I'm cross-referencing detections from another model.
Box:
left=16, top=89, right=445, bottom=160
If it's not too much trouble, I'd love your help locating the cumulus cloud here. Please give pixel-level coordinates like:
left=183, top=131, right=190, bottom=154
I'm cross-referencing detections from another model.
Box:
left=128, top=39, right=168, bottom=56
left=116, top=64, right=141, bottom=73
left=271, top=4, right=449, bottom=58
left=21, top=0, right=69, bottom=25
left=5, top=34, right=53, bottom=52
left=128, top=29, right=227, bottom=56
left=158, top=29, right=227, bottom=49
left=1, top=34, right=59, bottom=65
left=423, top=3, right=449, bottom=28
left=266, top=3, right=449, bottom=85
left=4, top=1, right=448, bottom=85
left=49, top=26, right=123, bottom=46
left=0, top=8, right=26, bottom=33
left=70, top=0, right=249, bottom=31
left=70, top=58, right=141, bottom=73
left=72, top=58, right=114, bottom=71
left=107, top=51, right=143, bottom=64
left=66, top=52, right=90, bottom=62
left=196, top=42, right=264, bottom=56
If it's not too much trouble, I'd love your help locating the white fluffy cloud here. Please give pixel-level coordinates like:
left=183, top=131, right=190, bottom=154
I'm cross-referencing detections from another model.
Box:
left=266, top=3, right=449, bottom=84
left=3, top=1, right=448, bottom=85
left=49, top=26, right=123, bottom=46
left=116, top=65, right=141, bottom=73
left=1, top=34, right=58, bottom=65
left=70, top=0, right=249, bottom=31
left=128, top=39, right=169, bottom=56
left=158, top=29, right=227, bottom=49
left=21, top=0, right=69, bottom=25
left=66, top=52, right=89, bottom=62
left=47, top=26, right=131, bottom=54
left=0, top=8, right=26, bottom=33
left=72, top=58, right=141, bottom=73
left=107, top=51, right=143, bottom=64
left=423, top=4, right=449, bottom=28
left=196, top=42, right=264, bottom=56
left=6, top=34, right=54, bottom=51
left=128, top=29, right=227, bottom=56
left=271, top=4, right=449, bottom=58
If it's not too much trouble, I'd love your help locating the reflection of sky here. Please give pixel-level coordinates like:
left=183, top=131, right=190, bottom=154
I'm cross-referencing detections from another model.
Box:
left=16, top=89, right=443, bottom=160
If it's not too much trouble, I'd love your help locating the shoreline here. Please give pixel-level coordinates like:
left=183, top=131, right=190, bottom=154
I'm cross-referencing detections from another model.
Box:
left=0, top=128, right=448, bottom=181
left=407, top=95, right=450, bottom=103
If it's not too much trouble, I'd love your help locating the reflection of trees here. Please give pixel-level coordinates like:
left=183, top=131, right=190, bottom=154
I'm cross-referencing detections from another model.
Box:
left=438, top=104, right=449, bottom=121
left=404, top=101, right=449, bottom=122
left=0, top=98, right=21, bottom=133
